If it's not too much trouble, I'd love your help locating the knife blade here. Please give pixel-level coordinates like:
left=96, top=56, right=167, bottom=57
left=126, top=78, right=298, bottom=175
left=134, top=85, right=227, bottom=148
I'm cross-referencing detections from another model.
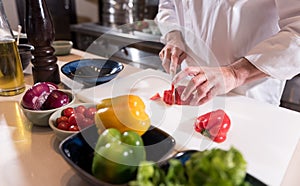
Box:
left=169, top=69, right=176, bottom=103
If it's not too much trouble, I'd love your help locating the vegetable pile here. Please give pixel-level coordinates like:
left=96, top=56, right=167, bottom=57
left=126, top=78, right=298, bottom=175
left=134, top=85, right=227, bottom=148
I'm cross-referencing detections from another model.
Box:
left=92, top=95, right=150, bottom=184
left=21, top=82, right=70, bottom=110
left=129, top=147, right=249, bottom=186
left=55, top=105, right=97, bottom=131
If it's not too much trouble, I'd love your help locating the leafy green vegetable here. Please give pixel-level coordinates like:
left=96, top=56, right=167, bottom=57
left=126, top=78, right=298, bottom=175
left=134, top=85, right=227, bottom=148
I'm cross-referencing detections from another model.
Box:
left=185, top=147, right=248, bottom=186
left=129, top=161, right=165, bottom=186
left=164, top=159, right=187, bottom=186
left=129, top=147, right=250, bottom=186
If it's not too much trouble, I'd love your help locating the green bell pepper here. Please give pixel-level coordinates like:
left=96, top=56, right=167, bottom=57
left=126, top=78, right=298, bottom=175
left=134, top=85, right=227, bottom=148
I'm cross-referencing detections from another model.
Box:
left=92, top=128, right=146, bottom=184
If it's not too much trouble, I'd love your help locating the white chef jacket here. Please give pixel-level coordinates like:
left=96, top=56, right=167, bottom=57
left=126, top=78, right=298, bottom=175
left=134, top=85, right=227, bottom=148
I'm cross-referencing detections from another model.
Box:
left=155, top=0, right=300, bottom=105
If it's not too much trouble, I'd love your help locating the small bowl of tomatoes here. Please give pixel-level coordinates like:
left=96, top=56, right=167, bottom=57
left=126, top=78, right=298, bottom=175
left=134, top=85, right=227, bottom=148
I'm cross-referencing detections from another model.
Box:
left=49, top=103, right=97, bottom=141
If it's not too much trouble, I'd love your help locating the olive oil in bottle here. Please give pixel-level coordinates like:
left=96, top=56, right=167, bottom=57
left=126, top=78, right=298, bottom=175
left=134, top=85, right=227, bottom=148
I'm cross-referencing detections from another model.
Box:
left=0, top=0, right=25, bottom=96
left=0, top=39, right=25, bottom=96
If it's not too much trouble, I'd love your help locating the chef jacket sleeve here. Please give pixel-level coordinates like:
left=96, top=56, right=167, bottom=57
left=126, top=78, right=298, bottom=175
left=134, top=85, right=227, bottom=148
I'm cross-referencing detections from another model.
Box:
left=155, top=0, right=182, bottom=43
left=245, top=0, right=300, bottom=80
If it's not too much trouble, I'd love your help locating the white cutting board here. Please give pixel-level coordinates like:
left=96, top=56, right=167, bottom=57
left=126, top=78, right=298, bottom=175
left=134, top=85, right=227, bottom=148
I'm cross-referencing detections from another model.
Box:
left=76, top=68, right=300, bottom=186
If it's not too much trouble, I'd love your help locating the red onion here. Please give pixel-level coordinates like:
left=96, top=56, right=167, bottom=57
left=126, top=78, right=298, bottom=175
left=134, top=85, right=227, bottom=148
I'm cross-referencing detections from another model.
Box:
left=42, top=90, right=70, bottom=110
left=21, top=82, right=58, bottom=110
left=42, top=82, right=58, bottom=91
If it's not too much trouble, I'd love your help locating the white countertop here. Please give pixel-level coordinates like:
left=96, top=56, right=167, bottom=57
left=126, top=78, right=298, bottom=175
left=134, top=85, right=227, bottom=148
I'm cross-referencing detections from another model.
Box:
left=1, top=49, right=300, bottom=186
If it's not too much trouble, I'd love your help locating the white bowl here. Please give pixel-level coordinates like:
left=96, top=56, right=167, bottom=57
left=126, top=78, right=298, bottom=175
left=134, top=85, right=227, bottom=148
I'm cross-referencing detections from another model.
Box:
left=52, top=40, right=73, bottom=56
left=49, top=103, right=96, bottom=141
left=21, top=89, right=75, bottom=127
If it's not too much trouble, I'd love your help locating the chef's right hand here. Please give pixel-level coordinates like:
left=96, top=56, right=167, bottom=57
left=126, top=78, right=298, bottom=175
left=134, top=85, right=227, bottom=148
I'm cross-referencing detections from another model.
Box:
left=159, top=31, right=187, bottom=76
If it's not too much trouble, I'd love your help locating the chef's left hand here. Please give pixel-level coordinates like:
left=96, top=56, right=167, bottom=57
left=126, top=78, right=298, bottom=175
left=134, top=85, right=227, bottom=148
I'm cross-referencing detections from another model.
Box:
left=159, top=31, right=187, bottom=76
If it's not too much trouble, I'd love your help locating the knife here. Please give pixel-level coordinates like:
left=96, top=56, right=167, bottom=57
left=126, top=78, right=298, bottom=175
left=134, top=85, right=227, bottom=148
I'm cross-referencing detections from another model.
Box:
left=170, top=67, right=177, bottom=102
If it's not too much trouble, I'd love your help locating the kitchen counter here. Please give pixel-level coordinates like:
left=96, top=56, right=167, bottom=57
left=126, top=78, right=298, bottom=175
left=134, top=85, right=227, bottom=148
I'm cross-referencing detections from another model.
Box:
left=1, top=49, right=300, bottom=186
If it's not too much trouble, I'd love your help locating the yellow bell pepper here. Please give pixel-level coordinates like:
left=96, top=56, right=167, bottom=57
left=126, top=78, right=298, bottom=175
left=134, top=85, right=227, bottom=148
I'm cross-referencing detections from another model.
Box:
left=94, top=95, right=150, bottom=136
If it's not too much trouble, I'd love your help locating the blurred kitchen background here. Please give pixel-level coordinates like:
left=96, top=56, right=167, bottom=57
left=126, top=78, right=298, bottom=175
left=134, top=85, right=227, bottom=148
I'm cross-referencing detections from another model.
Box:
left=3, top=0, right=300, bottom=112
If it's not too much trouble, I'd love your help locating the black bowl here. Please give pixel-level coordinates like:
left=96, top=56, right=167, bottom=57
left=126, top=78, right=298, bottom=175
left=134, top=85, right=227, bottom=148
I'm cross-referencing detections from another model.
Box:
left=61, top=59, right=124, bottom=87
left=59, top=125, right=176, bottom=186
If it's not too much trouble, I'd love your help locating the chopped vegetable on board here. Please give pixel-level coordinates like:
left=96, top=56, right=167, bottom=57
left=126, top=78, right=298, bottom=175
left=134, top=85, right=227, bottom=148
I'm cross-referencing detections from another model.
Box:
left=150, top=85, right=193, bottom=105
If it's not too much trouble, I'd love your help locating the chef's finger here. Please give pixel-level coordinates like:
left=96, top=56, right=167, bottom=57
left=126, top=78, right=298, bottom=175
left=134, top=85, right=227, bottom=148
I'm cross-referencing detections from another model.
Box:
left=190, top=81, right=214, bottom=105
left=159, top=50, right=164, bottom=60
left=170, top=47, right=183, bottom=76
left=178, top=52, right=187, bottom=64
left=181, top=73, right=207, bottom=101
left=161, top=48, right=172, bottom=73
left=172, top=66, right=203, bottom=85
left=197, top=86, right=216, bottom=105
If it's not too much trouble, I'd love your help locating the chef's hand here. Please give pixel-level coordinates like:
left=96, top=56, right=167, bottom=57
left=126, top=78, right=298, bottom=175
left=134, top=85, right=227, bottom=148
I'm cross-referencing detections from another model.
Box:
left=159, top=31, right=187, bottom=76
left=173, top=58, right=268, bottom=105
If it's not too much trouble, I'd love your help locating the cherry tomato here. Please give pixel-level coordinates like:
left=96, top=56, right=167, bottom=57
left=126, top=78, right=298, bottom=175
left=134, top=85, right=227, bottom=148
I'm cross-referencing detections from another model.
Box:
left=62, top=107, right=75, bottom=117
left=84, top=107, right=97, bottom=119
left=76, top=113, right=85, bottom=123
left=57, top=121, right=70, bottom=131
left=69, top=125, right=79, bottom=131
left=56, top=116, right=69, bottom=125
left=79, top=117, right=94, bottom=129
left=75, top=105, right=86, bottom=114
left=68, top=113, right=84, bottom=125
left=68, top=114, right=76, bottom=125
left=56, top=104, right=97, bottom=132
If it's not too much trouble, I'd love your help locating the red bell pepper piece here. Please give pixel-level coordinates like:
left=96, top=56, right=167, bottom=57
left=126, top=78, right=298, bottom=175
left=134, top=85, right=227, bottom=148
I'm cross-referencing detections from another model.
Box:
left=150, top=85, right=193, bottom=105
left=194, top=109, right=231, bottom=143
left=163, top=84, right=174, bottom=105
left=150, top=93, right=161, bottom=100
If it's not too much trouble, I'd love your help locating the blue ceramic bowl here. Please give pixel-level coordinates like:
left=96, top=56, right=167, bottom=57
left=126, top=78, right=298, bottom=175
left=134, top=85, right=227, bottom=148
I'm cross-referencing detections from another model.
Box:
left=61, top=59, right=124, bottom=87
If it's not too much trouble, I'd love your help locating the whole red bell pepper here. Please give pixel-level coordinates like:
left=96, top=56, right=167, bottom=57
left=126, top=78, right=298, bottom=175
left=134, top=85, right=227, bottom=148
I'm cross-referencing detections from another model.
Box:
left=194, top=109, right=231, bottom=143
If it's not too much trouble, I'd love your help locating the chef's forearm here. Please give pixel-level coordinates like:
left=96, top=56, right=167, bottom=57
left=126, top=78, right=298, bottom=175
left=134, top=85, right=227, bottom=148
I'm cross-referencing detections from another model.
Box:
left=229, top=58, right=268, bottom=87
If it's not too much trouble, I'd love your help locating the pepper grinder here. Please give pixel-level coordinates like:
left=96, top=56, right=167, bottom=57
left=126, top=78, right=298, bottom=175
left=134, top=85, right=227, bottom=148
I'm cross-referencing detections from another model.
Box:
left=25, top=0, right=60, bottom=84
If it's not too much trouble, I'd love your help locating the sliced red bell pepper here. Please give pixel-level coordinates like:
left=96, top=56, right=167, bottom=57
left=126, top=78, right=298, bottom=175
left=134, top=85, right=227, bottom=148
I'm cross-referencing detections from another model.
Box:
left=194, top=109, right=231, bottom=143
left=150, top=85, right=193, bottom=105
left=163, top=84, right=175, bottom=105
left=150, top=93, right=161, bottom=101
